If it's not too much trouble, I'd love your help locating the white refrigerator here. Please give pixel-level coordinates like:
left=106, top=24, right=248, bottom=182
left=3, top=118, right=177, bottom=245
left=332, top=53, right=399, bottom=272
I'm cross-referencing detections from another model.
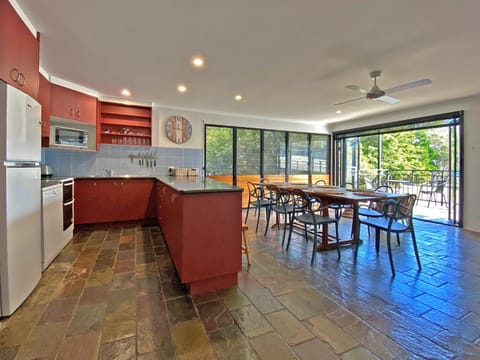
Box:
left=0, top=81, right=42, bottom=316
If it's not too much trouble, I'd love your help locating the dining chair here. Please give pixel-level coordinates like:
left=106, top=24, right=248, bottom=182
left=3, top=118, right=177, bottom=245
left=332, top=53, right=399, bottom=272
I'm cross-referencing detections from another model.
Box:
left=314, top=179, right=327, bottom=186
left=356, top=194, right=421, bottom=276
left=286, top=189, right=340, bottom=265
left=358, top=185, right=394, bottom=218
left=264, top=184, right=295, bottom=245
left=245, top=181, right=270, bottom=232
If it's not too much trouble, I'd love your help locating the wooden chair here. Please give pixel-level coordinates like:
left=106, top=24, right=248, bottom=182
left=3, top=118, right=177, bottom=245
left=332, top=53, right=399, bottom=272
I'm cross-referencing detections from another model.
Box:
left=242, top=224, right=251, bottom=265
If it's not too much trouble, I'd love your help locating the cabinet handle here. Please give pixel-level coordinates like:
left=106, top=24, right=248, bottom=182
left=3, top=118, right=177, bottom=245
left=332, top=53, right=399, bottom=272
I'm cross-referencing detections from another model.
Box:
left=76, top=110, right=80, bottom=118
left=93, top=182, right=96, bottom=187
left=16, top=73, right=26, bottom=87
left=10, top=68, right=19, bottom=82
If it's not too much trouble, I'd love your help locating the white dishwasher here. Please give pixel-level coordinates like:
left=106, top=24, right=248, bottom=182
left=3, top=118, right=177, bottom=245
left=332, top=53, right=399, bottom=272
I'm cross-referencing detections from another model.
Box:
left=41, top=183, right=63, bottom=271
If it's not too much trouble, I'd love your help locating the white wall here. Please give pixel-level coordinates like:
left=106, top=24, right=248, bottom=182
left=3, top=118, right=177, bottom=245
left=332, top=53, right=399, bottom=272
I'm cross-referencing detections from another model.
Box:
left=152, top=106, right=329, bottom=149
left=328, top=94, right=480, bottom=232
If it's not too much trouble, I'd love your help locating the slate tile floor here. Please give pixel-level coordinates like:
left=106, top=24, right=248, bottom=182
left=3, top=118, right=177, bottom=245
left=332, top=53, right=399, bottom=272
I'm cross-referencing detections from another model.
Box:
left=1, top=214, right=480, bottom=359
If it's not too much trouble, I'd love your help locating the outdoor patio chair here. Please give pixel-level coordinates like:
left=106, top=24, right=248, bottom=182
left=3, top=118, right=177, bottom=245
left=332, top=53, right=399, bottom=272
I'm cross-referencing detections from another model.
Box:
left=286, top=189, right=340, bottom=265
left=417, top=180, right=447, bottom=208
left=356, top=194, right=421, bottom=276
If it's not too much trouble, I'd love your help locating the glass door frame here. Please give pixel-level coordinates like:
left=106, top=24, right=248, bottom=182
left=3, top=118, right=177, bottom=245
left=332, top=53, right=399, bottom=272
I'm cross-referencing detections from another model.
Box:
left=332, top=111, right=464, bottom=227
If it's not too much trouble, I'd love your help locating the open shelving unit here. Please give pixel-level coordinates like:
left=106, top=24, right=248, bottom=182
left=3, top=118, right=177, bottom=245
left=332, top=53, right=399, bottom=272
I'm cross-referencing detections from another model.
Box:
left=99, top=102, right=152, bottom=146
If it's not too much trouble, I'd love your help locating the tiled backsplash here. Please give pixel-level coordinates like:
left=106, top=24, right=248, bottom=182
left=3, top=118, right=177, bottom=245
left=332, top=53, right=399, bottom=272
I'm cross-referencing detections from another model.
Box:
left=42, top=144, right=203, bottom=177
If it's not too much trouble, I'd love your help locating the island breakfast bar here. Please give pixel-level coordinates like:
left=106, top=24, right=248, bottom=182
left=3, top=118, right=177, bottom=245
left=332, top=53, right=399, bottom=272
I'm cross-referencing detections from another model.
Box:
left=155, top=176, right=243, bottom=294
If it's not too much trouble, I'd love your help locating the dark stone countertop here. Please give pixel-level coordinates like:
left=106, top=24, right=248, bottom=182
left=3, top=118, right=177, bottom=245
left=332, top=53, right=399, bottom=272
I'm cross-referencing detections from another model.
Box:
left=74, top=175, right=243, bottom=193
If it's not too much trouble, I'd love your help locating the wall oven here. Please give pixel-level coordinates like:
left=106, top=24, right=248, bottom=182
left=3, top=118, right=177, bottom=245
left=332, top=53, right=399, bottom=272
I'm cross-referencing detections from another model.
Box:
left=62, top=179, right=74, bottom=232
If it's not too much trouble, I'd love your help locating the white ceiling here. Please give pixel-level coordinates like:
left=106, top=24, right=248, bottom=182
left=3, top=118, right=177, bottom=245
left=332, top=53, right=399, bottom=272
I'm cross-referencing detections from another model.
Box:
left=15, top=0, right=480, bottom=124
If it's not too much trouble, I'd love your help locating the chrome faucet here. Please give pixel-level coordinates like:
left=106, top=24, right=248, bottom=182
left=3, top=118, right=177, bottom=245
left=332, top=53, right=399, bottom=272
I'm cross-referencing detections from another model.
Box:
left=104, top=168, right=113, bottom=177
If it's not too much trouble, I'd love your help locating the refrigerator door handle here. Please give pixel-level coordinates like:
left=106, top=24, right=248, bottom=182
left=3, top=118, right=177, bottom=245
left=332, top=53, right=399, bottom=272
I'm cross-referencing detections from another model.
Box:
left=3, top=161, right=40, bottom=168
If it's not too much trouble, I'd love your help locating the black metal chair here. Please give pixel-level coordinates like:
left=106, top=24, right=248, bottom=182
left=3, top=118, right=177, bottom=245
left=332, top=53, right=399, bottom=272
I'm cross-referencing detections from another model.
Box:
left=286, top=189, right=340, bottom=265
left=417, top=180, right=447, bottom=207
left=358, top=185, right=394, bottom=218
left=245, top=181, right=270, bottom=233
left=264, top=184, right=295, bottom=245
left=357, top=185, right=394, bottom=239
left=356, top=194, right=421, bottom=276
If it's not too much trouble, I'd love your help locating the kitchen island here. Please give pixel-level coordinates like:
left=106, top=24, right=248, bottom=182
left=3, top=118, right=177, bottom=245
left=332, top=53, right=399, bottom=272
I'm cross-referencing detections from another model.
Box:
left=74, top=175, right=243, bottom=294
left=155, top=176, right=243, bottom=294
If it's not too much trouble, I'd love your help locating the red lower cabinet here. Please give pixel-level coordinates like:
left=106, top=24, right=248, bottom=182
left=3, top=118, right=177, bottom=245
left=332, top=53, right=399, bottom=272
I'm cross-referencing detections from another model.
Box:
left=74, top=178, right=155, bottom=224
left=157, top=182, right=242, bottom=294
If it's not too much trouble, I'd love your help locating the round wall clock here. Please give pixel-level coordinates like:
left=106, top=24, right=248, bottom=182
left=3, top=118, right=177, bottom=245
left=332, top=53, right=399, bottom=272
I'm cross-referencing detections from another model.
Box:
left=165, top=115, right=192, bottom=144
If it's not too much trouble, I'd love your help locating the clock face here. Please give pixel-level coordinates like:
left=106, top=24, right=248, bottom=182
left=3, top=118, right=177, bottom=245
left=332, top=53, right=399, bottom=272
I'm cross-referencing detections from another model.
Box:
left=165, top=116, right=192, bottom=144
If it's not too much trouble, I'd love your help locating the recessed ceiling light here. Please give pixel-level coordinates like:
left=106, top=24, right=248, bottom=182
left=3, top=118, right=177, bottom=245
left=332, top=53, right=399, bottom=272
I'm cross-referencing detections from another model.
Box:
left=336, top=110, right=342, bottom=114
left=121, top=89, right=131, bottom=96
left=235, top=94, right=243, bottom=101
left=192, top=56, right=204, bottom=68
left=177, top=84, right=187, bottom=93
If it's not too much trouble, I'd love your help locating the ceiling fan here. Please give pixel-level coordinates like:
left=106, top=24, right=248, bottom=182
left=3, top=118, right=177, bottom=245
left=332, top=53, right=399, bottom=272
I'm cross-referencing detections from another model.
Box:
left=334, top=70, right=432, bottom=106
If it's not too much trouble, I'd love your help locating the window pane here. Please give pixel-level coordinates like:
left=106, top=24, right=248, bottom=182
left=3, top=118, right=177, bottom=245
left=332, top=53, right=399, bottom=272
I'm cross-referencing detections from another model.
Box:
left=311, top=134, right=329, bottom=174
left=264, top=130, right=286, bottom=181
left=205, top=126, right=233, bottom=183
left=236, top=129, right=260, bottom=175
left=288, top=133, right=309, bottom=176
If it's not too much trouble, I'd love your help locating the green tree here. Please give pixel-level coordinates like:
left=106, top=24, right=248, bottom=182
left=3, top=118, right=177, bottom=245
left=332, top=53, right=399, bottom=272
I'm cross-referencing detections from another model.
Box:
left=205, top=127, right=233, bottom=175
left=359, top=128, right=450, bottom=182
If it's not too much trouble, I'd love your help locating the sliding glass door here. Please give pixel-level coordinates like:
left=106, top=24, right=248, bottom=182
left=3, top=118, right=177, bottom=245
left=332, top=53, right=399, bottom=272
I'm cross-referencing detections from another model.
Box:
left=333, top=112, right=463, bottom=226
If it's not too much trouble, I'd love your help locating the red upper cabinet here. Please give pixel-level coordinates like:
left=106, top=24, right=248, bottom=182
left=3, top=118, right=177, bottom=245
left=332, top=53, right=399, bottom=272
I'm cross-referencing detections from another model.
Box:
left=51, top=84, right=97, bottom=124
left=75, top=91, right=97, bottom=124
left=0, top=0, right=39, bottom=99
left=38, top=74, right=51, bottom=139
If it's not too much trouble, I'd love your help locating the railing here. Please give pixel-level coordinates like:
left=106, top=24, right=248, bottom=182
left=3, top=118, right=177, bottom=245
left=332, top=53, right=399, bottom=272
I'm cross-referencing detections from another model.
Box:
left=352, top=168, right=451, bottom=190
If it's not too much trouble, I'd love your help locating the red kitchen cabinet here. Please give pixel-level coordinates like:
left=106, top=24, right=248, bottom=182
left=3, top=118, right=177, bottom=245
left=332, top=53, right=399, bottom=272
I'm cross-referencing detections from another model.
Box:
left=156, top=180, right=242, bottom=294
left=74, top=179, right=100, bottom=224
left=38, top=74, right=51, bottom=143
left=0, top=0, right=40, bottom=99
left=74, top=178, right=155, bottom=224
left=117, top=179, right=155, bottom=222
left=51, top=84, right=97, bottom=124
left=95, top=180, right=119, bottom=223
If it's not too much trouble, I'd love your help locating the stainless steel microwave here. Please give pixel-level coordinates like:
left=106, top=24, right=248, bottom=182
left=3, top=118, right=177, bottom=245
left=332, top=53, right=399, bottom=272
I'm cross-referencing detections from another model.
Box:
left=53, top=126, right=88, bottom=148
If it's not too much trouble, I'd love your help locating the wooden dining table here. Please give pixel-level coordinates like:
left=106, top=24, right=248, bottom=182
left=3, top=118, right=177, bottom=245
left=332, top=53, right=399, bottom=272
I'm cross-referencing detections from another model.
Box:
left=273, top=183, right=408, bottom=251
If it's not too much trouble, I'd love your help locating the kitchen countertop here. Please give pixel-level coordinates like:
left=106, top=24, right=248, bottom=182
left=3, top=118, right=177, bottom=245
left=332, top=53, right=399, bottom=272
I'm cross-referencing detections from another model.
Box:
left=74, top=175, right=243, bottom=193
left=156, top=175, right=243, bottom=193
left=41, top=177, right=74, bottom=189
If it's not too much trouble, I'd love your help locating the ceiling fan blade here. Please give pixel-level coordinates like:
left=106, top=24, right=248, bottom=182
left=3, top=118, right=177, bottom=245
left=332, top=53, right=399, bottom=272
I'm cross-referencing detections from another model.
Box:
left=346, top=85, right=369, bottom=94
left=334, top=96, right=365, bottom=106
left=377, top=95, right=400, bottom=104
left=385, top=78, right=432, bottom=94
